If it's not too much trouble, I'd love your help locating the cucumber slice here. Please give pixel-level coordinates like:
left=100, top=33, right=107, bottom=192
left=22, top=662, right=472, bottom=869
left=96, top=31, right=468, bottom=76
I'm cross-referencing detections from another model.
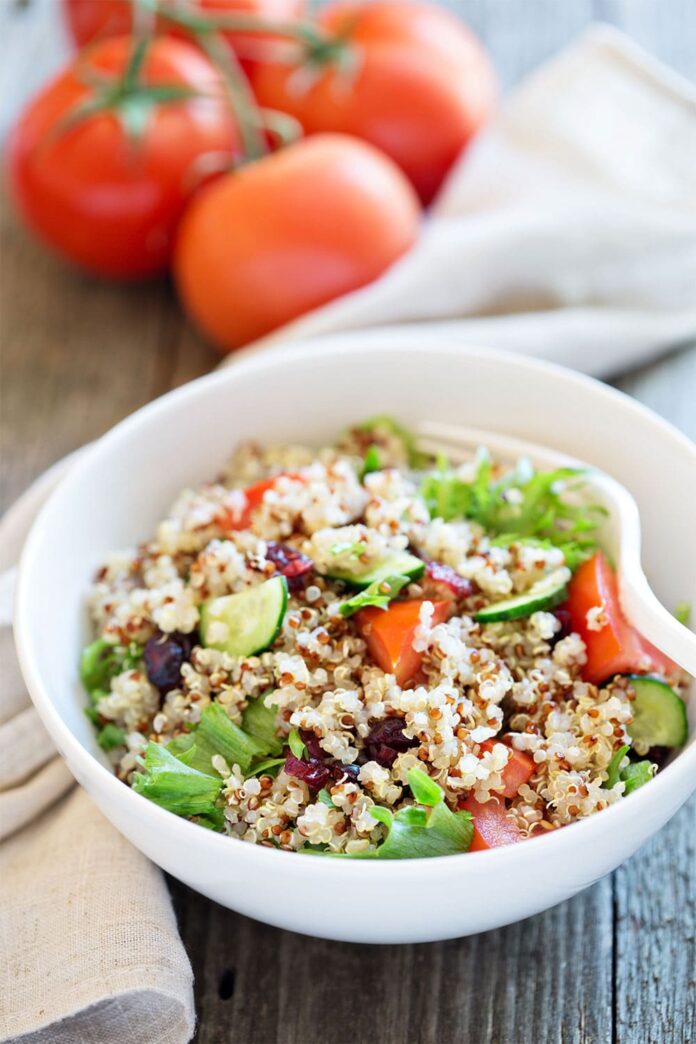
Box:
left=475, top=570, right=568, bottom=623
left=324, top=551, right=425, bottom=589
left=625, top=675, right=688, bottom=749
left=200, top=576, right=288, bottom=657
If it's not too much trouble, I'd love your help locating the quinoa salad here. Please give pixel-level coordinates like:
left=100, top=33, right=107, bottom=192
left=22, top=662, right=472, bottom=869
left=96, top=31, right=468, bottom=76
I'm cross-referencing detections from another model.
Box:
left=80, top=418, right=691, bottom=857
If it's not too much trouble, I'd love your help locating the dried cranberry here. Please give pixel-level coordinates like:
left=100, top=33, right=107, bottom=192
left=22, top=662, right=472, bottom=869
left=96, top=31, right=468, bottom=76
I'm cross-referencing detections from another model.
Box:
left=423, top=559, right=474, bottom=600
left=284, top=754, right=332, bottom=790
left=550, top=608, right=573, bottom=647
left=364, top=717, right=417, bottom=768
left=647, top=746, right=670, bottom=767
left=300, top=729, right=325, bottom=760
left=173, top=630, right=199, bottom=660
left=332, top=762, right=361, bottom=783
left=144, top=631, right=197, bottom=694
left=266, top=542, right=314, bottom=592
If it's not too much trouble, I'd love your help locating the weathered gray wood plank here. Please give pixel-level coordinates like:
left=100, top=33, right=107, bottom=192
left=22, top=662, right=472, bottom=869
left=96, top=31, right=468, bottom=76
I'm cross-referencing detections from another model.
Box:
left=169, top=874, right=614, bottom=1044
left=613, top=347, right=696, bottom=442
left=613, top=796, right=696, bottom=1044
left=0, top=191, right=217, bottom=511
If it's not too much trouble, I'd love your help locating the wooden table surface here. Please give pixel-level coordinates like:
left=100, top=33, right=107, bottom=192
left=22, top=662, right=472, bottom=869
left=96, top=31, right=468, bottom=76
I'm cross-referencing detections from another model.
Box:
left=2, top=2, right=695, bottom=1042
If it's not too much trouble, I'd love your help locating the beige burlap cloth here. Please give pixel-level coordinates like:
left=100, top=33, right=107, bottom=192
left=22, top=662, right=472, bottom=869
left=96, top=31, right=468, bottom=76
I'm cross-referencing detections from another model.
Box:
left=0, top=465, right=194, bottom=1044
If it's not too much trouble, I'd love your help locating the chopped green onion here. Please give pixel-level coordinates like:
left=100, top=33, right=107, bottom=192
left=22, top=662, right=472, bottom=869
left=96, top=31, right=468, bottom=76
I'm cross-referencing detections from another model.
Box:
left=288, top=728, right=307, bottom=760
left=338, top=574, right=410, bottom=618
left=96, top=723, right=126, bottom=752
left=248, top=756, right=286, bottom=778
left=330, top=541, right=367, bottom=558
left=603, top=744, right=630, bottom=789
left=361, top=445, right=382, bottom=478
left=355, top=415, right=425, bottom=466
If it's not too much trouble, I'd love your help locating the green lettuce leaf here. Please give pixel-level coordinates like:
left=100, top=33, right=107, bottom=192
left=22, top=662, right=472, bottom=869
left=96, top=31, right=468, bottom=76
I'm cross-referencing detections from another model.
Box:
left=96, top=723, right=126, bottom=752
left=355, top=415, right=425, bottom=467
left=621, top=760, right=655, bottom=795
left=80, top=638, right=143, bottom=701
left=420, top=455, right=603, bottom=569
left=603, top=745, right=656, bottom=796
left=338, top=574, right=410, bottom=618
left=132, top=742, right=223, bottom=819
left=241, top=692, right=283, bottom=756
left=166, top=730, right=220, bottom=774
left=168, top=697, right=283, bottom=776
left=197, top=701, right=266, bottom=772
left=335, top=768, right=473, bottom=860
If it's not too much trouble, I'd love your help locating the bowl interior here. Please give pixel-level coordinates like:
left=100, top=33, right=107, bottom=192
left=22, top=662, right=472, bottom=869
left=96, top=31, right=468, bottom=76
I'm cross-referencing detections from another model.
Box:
left=18, top=336, right=696, bottom=767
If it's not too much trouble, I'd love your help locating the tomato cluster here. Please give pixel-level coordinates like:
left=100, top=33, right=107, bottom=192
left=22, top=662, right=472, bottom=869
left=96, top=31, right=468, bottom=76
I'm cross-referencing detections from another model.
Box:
left=9, top=0, right=497, bottom=352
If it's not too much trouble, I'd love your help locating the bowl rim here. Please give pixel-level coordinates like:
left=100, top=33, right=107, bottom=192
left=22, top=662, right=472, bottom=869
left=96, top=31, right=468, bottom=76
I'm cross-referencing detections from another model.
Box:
left=14, top=337, right=696, bottom=878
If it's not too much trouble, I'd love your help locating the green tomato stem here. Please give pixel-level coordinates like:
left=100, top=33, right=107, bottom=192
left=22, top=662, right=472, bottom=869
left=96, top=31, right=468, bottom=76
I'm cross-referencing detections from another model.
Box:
left=260, top=108, right=304, bottom=149
left=195, top=27, right=269, bottom=161
left=137, top=0, right=331, bottom=51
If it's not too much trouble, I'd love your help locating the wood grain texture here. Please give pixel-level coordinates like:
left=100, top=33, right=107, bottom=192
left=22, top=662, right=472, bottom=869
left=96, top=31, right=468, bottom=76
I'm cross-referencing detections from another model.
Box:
left=1, top=2, right=695, bottom=1043
left=614, top=799, right=696, bottom=1044
left=169, top=874, right=615, bottom=1044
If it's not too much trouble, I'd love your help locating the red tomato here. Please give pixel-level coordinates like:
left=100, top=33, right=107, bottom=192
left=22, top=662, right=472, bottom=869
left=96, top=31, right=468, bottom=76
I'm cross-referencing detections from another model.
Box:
left=8, top=37, right=239, bottom=279
left=251, top=0, right=497, bottom=204
left=219, top=473, right=302, bottom=531
left=566, top=551, right=676, bottom=685
left=355, top=599, right=449, bottom=687
left=458, top=796, right=523, bottom=851
left=174, top=133, right=419, bottom=350
left=62, top=0, right=305, bottom=74
left=63, top=0, right=131, bottom=42
left=192, top=0, right=306, bottom=74
left=479, top=739, right=534, bottom=799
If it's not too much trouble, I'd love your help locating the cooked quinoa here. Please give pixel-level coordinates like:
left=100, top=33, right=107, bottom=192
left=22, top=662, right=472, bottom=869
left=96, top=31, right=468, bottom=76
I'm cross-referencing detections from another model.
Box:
left=80, top=418, right=690, bottom=857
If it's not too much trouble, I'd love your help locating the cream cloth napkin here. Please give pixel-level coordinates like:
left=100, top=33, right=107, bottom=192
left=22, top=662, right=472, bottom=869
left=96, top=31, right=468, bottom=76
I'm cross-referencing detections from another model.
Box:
left=0, top=463, right=195, bottom=1044
left=232, top=26, right=696, bottom=375
left=2, top=24, right=695, bottom=1044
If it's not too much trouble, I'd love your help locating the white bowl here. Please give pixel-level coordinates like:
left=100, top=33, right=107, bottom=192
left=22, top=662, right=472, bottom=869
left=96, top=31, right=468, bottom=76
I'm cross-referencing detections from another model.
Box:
left=15, top=336, right=696, bottom=943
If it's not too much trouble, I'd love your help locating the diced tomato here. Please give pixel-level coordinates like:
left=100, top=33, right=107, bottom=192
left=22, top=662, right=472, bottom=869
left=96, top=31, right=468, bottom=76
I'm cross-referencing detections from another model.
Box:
left=566, top=551, right=676, bottom=685
left=458, top=796, right=523, bottom=850
left=355, top=599, right=450, bottom=687
left=479, top=739, right=534, bottom=799
left=218, top=472, right=303, bottom=532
